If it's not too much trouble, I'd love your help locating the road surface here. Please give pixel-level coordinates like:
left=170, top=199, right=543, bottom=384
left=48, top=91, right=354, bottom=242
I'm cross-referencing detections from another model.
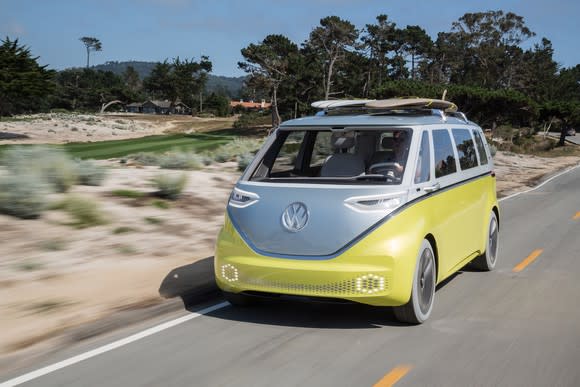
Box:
left=2, top=165, right=580, bottom=387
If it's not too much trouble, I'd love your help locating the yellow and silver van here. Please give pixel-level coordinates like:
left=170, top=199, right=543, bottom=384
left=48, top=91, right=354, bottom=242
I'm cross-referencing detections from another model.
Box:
left=214, top=99, right=499, bottom=324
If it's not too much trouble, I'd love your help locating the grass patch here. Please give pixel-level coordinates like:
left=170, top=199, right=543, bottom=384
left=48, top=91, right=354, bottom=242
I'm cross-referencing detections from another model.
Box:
left=112, top=226, right=136, bottom=234
left=152, top=173, right=188, bottom=200
left=111, top=189, right=146, bottom=199
left=151, top=199, right=170, bottom=209
left=15, top=259, right=45, bottom=272
left=38, top=239, right=67, bottom=251
left=51, top=195, right=107, bottom=228
left=62, top=133, right=233, bottom=159
left=144, top=216, right=164, bottom=225
left=116, top=244, right=138, bottom=255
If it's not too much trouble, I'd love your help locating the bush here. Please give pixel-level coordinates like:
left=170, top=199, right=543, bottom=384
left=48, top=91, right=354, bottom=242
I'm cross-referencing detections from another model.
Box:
left=51, top=195, right=107, bottom=228
left=211, top=138, right=264, bottom=163
left=237, top=153, right=254, bottom=172
left=1, top=146, right=77, bottom=192
left=0, top=174, right=49, bottom=219
left=75, top=159, right=108, bottom=186
left=234, top=112, right=271, bottom=129
left=129, top=152, right=161, bottom=166
left=159, top=152, right=204, bottom=170
left=152, top=173, right=188, bottom=200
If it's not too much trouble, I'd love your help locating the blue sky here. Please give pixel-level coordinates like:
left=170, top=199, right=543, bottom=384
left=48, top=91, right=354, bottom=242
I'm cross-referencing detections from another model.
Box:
left=1, top=0, right=578, bottom=77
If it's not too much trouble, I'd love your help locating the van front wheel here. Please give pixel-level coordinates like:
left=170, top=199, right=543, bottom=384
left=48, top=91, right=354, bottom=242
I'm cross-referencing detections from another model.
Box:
left=394, top=239, right=436, bottom=324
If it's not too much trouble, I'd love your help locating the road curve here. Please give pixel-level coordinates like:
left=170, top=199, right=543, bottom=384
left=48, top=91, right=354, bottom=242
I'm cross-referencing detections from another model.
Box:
left=3, top=165, right=580, bottom=387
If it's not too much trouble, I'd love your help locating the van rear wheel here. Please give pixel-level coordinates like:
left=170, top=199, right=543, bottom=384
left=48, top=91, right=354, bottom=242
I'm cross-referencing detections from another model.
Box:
left=472, top=212, right=499, bottom=271
left=394, top=239, right=436, bottom=324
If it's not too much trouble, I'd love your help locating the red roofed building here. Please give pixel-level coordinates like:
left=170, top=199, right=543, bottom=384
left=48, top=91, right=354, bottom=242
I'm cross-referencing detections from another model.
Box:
left=230, top=99, right=271, bottom=110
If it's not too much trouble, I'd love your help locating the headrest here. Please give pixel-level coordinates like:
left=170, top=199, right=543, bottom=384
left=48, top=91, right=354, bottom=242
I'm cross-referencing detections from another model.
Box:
left=332, top=136, right=355, bottom=149
left=381, top=136, right=394, bottom=148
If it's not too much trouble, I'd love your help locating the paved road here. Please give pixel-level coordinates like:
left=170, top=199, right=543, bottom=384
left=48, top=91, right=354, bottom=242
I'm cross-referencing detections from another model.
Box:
left=547, top=131, right=580, bottom=145
left=3, top=166, right=580, bottom=387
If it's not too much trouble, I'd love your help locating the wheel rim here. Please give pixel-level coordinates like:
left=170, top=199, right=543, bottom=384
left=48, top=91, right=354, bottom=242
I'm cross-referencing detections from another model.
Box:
left=488, top=217, right=498, bottom=265
left=418, top=248, right=435, bottom=315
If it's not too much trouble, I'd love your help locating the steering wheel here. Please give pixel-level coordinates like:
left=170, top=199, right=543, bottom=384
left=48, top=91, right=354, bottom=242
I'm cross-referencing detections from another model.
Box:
left=368, top=162, right=401, bottom=182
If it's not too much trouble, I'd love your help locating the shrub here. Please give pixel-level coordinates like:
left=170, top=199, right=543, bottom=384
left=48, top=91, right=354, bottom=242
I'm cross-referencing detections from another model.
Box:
left=1, top=146, right=77, bottom=193
left=75, top=159, right=108, bottom=186
left=129, top=152, right=161, bottom=166
left=159, top=152, right=203, bottom=170
left=51, top=195, right=107, bottom=228
left=0, top=174, right=49, bottom=219
left=237, top=153, right=254, bottom=172
left=234, top=112, right=271, bottom=129
left=211, top=138, right=263, bottom=163
left=152, top=173, right=188, bottom=200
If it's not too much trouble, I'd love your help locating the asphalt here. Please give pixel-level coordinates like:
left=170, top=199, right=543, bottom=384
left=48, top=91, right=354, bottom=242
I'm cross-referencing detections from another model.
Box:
left=2, top=164, right=580, bottom=386
left=547, top=131, right=580, bottom=145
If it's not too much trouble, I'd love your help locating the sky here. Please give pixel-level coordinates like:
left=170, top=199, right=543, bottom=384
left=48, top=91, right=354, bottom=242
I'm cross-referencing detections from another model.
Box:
left=1, top=0, right=579, bottom=77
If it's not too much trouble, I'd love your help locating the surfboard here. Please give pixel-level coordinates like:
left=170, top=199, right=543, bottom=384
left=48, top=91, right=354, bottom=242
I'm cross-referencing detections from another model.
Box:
left=365, top=98, right=457, bottom=112
left=311, top=99, right=375, bottom=109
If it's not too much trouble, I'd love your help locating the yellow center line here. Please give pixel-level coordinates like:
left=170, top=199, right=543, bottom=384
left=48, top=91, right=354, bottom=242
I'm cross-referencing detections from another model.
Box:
left=573, top=211, right=580, bottom=220
left=513, top=249, right=543, bottom=273
left=373, top=365, right=412, bottom=387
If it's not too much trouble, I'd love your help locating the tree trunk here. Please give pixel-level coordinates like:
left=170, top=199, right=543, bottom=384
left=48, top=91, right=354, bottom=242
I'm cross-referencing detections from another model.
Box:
left=271, top=85, right=281, bottom=128
left=558, top=124, right=567, bottom=147
left=86, top=47, right=90, bottom=68
left=325, top=57, right=337, bottom=100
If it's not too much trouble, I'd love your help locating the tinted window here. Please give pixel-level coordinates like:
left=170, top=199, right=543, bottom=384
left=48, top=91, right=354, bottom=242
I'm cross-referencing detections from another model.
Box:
left=452, top=129, right=478, bottom=170
left=414, top=131, right=431, bottom=183
left=473, top=129, right=489, bottom=165
left=432, top=129, right=457, bottom=178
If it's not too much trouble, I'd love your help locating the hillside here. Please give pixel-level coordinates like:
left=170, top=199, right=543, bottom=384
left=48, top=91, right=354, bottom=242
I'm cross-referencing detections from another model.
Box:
left=92, top=61, right=246, bottom=97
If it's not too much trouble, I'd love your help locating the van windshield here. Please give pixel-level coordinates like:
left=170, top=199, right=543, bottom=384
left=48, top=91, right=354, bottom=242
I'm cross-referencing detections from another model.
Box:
left=249, top=128, right=412, bottom=185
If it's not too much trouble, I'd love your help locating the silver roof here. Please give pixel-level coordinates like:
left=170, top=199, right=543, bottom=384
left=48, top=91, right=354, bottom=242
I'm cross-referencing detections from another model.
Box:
left=279, top=112, right=477, bottom=128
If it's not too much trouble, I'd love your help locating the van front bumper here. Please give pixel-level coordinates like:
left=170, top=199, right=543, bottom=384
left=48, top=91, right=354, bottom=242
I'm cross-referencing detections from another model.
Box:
left=214, top=215, right=419, bottom=307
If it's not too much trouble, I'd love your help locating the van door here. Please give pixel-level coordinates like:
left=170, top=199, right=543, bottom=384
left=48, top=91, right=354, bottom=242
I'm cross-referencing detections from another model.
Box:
left=428, top=128, right=475, bottom=277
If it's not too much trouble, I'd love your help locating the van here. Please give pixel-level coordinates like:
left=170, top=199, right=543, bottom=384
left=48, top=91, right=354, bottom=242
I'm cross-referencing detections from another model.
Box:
left=214, top=98, right=499, bottom=324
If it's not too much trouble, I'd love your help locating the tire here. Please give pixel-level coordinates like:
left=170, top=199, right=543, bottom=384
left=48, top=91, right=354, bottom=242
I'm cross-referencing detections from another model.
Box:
left=222, top=291, right=255, bottom=307
left=394, top=239, right=436, bottom=324
left=472, top=212, right=499, bottom=271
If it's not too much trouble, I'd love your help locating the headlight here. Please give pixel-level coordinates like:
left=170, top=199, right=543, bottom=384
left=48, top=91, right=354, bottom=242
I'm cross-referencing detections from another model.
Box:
left=228, top=187, right=260, bottom=208
left=344, top=191, right=407, bottom=213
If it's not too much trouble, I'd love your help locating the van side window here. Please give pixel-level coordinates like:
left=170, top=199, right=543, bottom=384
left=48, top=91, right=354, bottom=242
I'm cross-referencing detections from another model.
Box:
left=414, top=131, right=431, bottom=183
left=472, top=129, right=489, bottom=165
left=271, top=131, right=306, bottom=174
left=309, top=131, right=333, bottom=168
left=452, top=129, right=478, bottom=170
left=433, top=129, right=457, bottom=178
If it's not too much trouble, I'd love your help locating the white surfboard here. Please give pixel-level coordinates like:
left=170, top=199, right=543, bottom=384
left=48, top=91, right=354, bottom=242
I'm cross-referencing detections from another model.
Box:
left=365, top=98, right=457, bottom=112
left=311, top=99, right=375, bottom=109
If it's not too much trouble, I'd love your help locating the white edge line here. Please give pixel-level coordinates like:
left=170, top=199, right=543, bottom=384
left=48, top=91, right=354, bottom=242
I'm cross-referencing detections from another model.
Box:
left=499, top=163, right=580, bottom=202
left=0, top=302, right=229, bottom=387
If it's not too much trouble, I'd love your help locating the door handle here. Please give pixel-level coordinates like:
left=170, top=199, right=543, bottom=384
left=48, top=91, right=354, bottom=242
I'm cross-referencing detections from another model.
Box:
left=423, top=183, right=440, bottom=193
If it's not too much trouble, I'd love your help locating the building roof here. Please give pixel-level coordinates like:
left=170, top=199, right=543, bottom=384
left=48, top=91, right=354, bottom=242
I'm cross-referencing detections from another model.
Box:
left=230, top=100, right=271, bottom=109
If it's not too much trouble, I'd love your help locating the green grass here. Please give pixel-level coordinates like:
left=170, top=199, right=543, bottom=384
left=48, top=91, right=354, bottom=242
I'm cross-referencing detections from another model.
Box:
left=0, top=133, right=234, bottom=160
left=111, top=189, right=146, bottom=199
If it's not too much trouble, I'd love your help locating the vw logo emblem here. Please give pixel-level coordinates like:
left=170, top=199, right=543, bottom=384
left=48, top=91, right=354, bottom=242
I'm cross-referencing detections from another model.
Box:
left=281, top=202, right=309, bottom=232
